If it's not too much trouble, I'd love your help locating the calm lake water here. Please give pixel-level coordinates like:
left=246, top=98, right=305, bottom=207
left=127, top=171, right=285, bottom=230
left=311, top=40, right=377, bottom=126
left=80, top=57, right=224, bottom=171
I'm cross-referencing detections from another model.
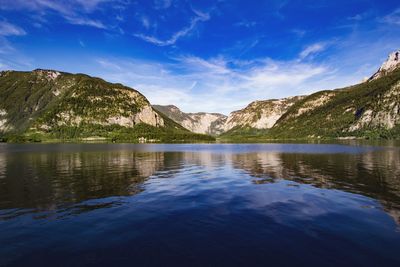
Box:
left=0, top=143, right=400, bottom=266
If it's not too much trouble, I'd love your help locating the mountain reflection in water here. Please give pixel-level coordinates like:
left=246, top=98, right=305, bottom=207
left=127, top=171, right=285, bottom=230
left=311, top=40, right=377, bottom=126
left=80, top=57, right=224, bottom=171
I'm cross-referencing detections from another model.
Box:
left=0, top=143, right=399, bottom=266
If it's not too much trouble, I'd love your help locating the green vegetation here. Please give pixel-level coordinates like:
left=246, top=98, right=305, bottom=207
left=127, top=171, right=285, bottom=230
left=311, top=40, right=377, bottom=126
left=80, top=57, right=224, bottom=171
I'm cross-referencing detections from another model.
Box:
left=153, top=105, right=190, bottom=122
left=2, top=67, right=399, bottom=143
left=1, top=123, right=214, bottom=143
left=221, top=68, right=400, bottom=141
left=35, top=74, right=148, bottom=128
left=218, top=126, right=270, bottom=142
left=0, top=70, right=215, bottom=143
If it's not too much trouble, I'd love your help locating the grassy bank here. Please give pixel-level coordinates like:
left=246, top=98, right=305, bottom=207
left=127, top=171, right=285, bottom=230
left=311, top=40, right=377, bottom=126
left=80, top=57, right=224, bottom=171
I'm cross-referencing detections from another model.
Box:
left=0, top=123, right=215, bottom=144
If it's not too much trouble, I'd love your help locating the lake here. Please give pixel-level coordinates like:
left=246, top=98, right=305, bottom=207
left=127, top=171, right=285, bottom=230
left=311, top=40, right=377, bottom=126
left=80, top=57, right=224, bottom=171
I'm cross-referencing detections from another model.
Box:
left=0, top=143, right=400, bottom=266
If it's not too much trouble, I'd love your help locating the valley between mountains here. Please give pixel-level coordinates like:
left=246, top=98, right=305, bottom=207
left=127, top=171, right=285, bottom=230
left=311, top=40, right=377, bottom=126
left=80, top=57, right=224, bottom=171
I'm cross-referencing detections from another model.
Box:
left=155, top=49, right=400, bottom=140
left=1, top=49, right=400, bottom=143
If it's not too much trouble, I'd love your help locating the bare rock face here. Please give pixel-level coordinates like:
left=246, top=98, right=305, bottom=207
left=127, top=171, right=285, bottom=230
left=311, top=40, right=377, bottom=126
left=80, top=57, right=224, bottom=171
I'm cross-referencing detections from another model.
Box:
left=103, top=106, right=163, bottom=128
left=349, top=81, right=400, bottom=131
left=184, top=113, right=227, bottom=135
left=153, top=105, right=227, bottom=135
left=370, top=50, right=400, bottom=81
left=223, top=96, right=305, bottom=131
left=0, top=109, right=9, bottom=131
left=33, top=69, right=61, bottom=81
left=155, top=96, right=305, bottom=135
left=0, top=70, right=165, bottom=134
left=134, top=106, right=164, bottom=127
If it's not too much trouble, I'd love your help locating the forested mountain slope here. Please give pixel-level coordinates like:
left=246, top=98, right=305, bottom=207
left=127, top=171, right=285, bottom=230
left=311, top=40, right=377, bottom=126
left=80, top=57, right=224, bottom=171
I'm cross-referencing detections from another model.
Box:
left=0, top=70, right=214, bottom=142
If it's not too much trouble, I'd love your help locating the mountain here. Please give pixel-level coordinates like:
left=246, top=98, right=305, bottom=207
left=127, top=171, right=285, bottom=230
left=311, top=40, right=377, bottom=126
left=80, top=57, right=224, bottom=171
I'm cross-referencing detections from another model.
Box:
left=157, top=49, right=400, bottom=140
left=224, top=49, right=400, bottom=140
left=370, top=50, right=400, bottom=81
left=222, top=96, right=305, bottom=132
left=0, top=69, right=214, bottom=142
left=155, top=97, right=305, bottom=136
left=153, top=105, right=227, bottom=135
left=2, top=49, right=399, bottom=142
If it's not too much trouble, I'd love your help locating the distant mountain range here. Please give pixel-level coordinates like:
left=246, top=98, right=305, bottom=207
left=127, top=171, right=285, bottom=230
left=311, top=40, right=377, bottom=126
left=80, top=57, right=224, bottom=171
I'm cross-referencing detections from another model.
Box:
left=0, top=49, right=399, bottom=142
left=152, top=105, right=227, bottom=135
left=154, top=96, right=305, bottom=136
left=157, top=49, right=400, bottom=140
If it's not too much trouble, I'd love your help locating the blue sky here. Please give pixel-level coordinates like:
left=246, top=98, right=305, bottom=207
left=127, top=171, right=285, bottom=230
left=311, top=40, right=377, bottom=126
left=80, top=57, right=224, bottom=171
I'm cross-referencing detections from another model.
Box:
left=0, top=0, right=399, bottom=114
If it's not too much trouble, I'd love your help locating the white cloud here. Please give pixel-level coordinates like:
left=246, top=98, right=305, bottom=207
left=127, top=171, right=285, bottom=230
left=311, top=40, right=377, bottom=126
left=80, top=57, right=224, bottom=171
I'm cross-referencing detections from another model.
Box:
left=90, top=54, right=332, bottom=114
left=141, top=16, right=150, bottom=29
left=0, top=0, right=113, bottom=29
left=96, top=59, right=122, bottom=70
left=0, top=37, right=33, bottom=69
left=381, top=8, right=400, bottom=25
left=0, top=38, right=15, bottom=54
left=299, top=43, right=326, bottom=59
left=135, top=10, right=210, bottom=46
left=291, top=29, right=306, bottom=38
left=64, top=16, right=107, bottom=29
left=0, top=21, right=26, bottom=36
left=176, top=55, right=231, bottom=74
left=74, top=0, right=111, bottom=11
left=154, top=0, right=173, bottom=10
left=0, top=61, right=8, bottom=69
left=0, top=0, right=107, bottom=13
left=10, top=0, right=71, bottom=15
left=348, top=14, right=364, bottom=21
left=234, top=20, right=257, bottom=28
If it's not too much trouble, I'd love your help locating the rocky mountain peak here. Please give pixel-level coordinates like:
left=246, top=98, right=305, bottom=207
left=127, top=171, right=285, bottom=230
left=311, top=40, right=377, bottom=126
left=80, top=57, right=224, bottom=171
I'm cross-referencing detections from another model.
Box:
left=33, top=69, right=61, bottom=81
left=380, top=50, right=400, bottom=70
left=166, top=105, right=181, bottom=112
left=370, top=49, right=400, bottom=81
left=223, top=96, right=305, bottom=131
left=153, top=105, right=227, bottom=135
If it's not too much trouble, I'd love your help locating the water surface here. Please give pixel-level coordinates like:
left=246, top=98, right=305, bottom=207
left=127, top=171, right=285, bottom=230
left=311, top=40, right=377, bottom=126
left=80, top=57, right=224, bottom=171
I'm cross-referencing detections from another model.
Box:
left=0, top=143, right=400, bottom=266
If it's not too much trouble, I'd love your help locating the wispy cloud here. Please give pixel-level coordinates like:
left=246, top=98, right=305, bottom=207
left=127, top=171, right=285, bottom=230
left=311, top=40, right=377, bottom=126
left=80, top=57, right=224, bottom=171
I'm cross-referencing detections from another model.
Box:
left=299, top=43, right=326, bottom=59
left=0, top=37, right=33, bottom=70
left=79, top=40, right=86, bottom=47
left=0, top=0, right=114, bottom=29
left=96, top=59, right=122, bottom=70
left=0, top=38, right=16, bottom=54
left=291, top=29, right=306, bottom=38
left=91, top=53, right=332, bottom=114
left=0, top=22, right=26, bottom=70
left=140, top=16, right=151, bottom=29
left=0, top=21, right=26, bottom=36
left=234, top=20, right=257, bottom=28
left=0, top=61, right=8, bottom=70
left=64, top=16, right=107, bottom=29
left=134, top=9, right=210, bottom=46
left=381, top=8, right=400, bottom=25
left=154, top=0, right=173, bottom=10
left=74, top=0, right=111, bottom=11
left=0, top=0, right=107, bottom=13
left=1, top=0, right=70, bottom=15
